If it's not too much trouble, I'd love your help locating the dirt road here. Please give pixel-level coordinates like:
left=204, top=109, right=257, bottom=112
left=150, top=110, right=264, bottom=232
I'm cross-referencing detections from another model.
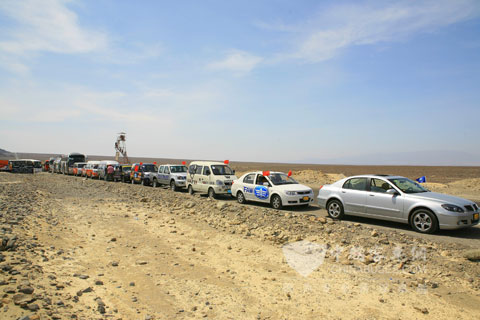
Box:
left=1, top=173, right=479, bottom=319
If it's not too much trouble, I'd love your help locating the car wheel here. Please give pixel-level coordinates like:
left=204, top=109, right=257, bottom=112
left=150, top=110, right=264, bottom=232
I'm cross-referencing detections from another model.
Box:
left=188, top=185, right=194, bottom=195
left=237, top=191, right=246, bottom=204
left=410, top=209, right=438, bottom=234
left=208, top=188, right=216, bottom=199
left=153, top=179, right=158, bottom=188
left=271, top=195, right=283, bottom=210
left=327, top=199, right=344, bottom=219
left=170, top=180, right=177, bottom=192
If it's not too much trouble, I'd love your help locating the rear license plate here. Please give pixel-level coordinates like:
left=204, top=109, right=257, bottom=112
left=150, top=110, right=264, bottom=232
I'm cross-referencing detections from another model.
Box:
left=303, top=196, right=310, bottom=201
left=474, top=213, right=479, bottom=220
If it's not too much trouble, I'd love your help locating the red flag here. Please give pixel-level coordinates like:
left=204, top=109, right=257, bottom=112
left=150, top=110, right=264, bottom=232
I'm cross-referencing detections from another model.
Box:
left=288, top=170, right=292, bottom=177
left=182, top=161, right=186, bottom=165
left=134, top=165, right=139, bottom=172
left=140, top=162, right=143, bottom=165
left=262, top=170, right=270, bottom=176
left=224, top=160, right=229, bottom=164
left=153, top=161, right=157, bottom=165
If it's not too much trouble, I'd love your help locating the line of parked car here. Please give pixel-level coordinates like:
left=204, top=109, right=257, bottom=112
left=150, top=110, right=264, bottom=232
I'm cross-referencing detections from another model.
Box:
left=52, top=158, right=479, bottom=234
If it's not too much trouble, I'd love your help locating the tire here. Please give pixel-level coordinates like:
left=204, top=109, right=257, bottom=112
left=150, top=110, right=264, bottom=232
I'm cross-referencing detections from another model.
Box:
left=271, top=194, right=283, bottom=210
left=188, top=185, right=194, bottom=195
left=170, top=180, right=177, bottom=192
left=237, top=191, right=246, bottom=204
left=208, top=188, right=216, bottom=199
left=410, top=209, right=438, bottom=234
left=327, top=199, right=344, bottom=219
left=153, top=179, right=158, bottom=188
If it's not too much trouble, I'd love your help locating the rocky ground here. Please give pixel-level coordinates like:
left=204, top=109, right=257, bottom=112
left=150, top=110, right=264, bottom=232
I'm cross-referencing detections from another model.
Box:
left=0, top=172, right=479, bottom=320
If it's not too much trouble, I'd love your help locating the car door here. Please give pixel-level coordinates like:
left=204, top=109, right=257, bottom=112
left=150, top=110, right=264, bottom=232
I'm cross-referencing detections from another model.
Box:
left=366, top=178, right=404, bottom=221
left=202, top=166, right=211, bottom=192
left=163, top=166, right=171, bottom=184
left=340, top=178, right=368, bottom=215
left=253, top=174, right=271, bottom=203
left=193, top=165, right=203, bottom=191
left=157, top=166, right=164, bottom=184
left=241, top=173, right=256, bottom=200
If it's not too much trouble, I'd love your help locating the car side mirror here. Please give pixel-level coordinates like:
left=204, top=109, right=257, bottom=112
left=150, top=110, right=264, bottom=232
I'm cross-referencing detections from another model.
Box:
left=386, top=189, right=399, bottom=195
left=232, top=170, right=236, bottom=174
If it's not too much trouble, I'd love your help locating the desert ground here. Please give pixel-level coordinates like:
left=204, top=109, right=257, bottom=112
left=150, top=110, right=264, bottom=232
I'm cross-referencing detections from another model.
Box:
left=0, top=164, right=479, bottom=320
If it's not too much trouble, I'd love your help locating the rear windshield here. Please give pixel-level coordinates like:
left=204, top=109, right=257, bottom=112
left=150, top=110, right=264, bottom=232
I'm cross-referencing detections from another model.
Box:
left=269, top=173, right=298, bottom=185
left=142, top=164, right=157, bottom=172
left=170, top=165, right=187, bottom=173
left=211, top=165, right=234, bottom=175
left=388, top=178, right=428, bottom=193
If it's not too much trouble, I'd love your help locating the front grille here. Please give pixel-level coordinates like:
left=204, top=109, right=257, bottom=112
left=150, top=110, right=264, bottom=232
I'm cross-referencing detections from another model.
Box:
left=297, top=191, right=311, bottom=195
left=465, top=205, right=474, bottom=212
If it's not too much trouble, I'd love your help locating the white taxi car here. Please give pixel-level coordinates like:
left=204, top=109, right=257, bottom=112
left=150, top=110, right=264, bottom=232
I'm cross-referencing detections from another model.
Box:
left=231, top=171, right=314, bottom=209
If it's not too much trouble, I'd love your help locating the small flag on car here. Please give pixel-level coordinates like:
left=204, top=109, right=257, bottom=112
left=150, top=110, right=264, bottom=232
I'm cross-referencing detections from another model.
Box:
left=416, top=176, right=426, bottom=183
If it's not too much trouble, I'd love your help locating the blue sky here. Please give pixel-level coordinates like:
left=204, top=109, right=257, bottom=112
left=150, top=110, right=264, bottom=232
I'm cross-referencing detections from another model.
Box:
left=0, top=0, right=479, bottom=165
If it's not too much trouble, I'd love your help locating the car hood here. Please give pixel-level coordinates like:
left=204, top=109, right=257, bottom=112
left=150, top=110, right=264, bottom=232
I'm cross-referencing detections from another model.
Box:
left=273, top=184, right=312, bottom=192
left=406, top=192, right=474, bottom=206
left=171, top=173, right=187, bottom=178
left=215, top=175, right=237, bottom=180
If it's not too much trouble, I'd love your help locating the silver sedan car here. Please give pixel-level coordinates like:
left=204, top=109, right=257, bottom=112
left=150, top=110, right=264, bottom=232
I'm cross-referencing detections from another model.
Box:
left=317, top=174, right=479, bottom=233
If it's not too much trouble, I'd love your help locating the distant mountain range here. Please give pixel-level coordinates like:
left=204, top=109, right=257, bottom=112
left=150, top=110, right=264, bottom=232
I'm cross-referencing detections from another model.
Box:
left=0, top=148, right=14, bottom=157
left=302, top=150, right=480, bottom=166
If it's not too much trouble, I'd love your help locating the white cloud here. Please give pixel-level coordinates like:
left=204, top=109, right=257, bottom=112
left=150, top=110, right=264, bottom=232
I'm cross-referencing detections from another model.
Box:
left=207, top=50, right=263, bottom=75
left=0, top=0, right=108, bottom=74
left=0, top=0, right=107, bottom=54
left=272, top=0, right=480, bottom=63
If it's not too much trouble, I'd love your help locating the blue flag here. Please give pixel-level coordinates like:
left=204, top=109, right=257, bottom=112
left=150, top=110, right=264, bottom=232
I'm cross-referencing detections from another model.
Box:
left=416, top=176, right=426, bottom=183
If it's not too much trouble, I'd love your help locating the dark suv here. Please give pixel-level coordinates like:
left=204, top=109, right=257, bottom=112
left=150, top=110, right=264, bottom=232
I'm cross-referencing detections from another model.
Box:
left=130, top=163, right=158, bottom=185
left=116, top=165, right=132, bottom=183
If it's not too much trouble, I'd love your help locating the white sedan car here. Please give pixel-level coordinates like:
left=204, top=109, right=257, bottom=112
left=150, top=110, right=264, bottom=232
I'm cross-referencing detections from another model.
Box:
left=231, top=171, right=314, bottom=209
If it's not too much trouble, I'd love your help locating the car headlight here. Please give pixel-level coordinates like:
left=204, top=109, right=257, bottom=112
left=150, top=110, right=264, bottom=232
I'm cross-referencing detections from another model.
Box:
left=441, top=204, right=464, bottom=213
left=216, top=180, right=224, bottom=185
left=285, top=191, right=296, bottom=196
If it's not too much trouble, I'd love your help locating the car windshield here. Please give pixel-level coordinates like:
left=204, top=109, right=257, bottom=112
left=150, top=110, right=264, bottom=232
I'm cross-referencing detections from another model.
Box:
left=388, top=178, right=428, bottom=193
left=269, top=173, right=298, bottom=185
left=170, top=165, right=187, bottom=173
left=211, top=165, right=234, bottom=175
left=143, top=164, right=157, bottom=172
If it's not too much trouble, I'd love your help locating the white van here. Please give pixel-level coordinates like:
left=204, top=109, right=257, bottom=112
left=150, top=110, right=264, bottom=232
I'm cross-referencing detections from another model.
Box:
left=186, top=161, right=237, bottom=198
left=98, top=160, right=120, bottom=180
left=85, top=160, right=101, bottom=179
